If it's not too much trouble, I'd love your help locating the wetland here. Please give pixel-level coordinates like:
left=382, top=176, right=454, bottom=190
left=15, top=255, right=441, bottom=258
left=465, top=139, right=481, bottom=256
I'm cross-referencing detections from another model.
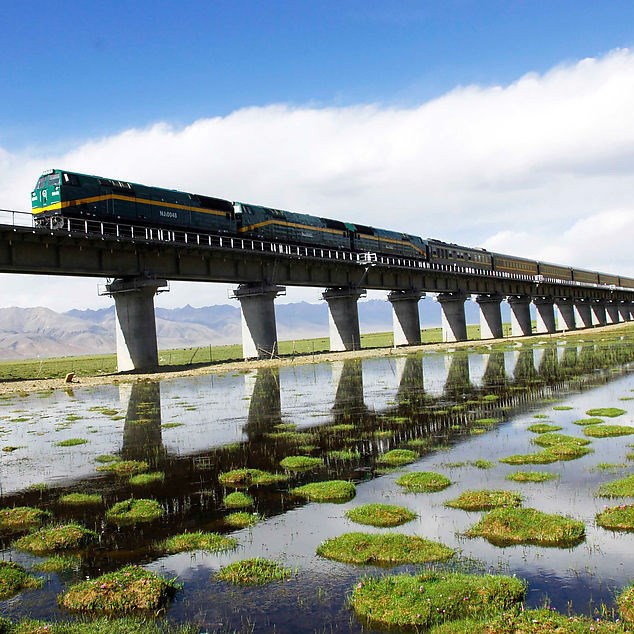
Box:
left=1, top=326, right=634, bottom=631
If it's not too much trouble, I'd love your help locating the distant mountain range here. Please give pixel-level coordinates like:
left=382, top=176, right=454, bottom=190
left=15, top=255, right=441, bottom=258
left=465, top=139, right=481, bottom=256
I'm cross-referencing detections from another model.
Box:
left=0, top=297, right=502, bottom=360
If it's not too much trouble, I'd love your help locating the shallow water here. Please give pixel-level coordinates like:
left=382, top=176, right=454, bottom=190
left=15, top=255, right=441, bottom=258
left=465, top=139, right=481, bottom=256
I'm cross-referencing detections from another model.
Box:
left=1, top=334, right=634, bottom=631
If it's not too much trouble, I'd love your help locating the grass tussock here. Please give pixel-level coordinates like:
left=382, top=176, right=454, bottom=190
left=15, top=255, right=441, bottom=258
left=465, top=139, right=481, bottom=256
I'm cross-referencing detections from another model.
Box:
left=218, top=468, right=289, bottom=488
left=216, top=558, right=291, bottom=585
left=597, top=474, right=634, bottom=498
left=596, top=504, right=634, bottom=531
left=583, top=425, right=634, bottom=438
left=349, top=571, right=526, bottom=630
left=279, top=455, right=323, bottom=471
left=129, top=472, right=165, bottom=486
left=32, top=554, right=81, bottom=573
left=466, top=507, right=585, bottom=547
left=223, top=491, right=254, bottom=508
left=445, top=489, right=522, bottom=511
left=531, top=433, right=591, bottom=447
left=527, top=423, right=562, bottom=434
left=105, top=499, right=164, bottom=526
left=585, top=408, right=626, bottom=418
left=290, top=480, right=356, bottom=502
left=161, top=531, right=238, bottom=554
left=13, top=523, right=97, bottom=554
left=4, top=618, right=199, bottom=634
left=618, top=584, right=634, bottom=626
left=316, top=532, right=454, bottom=565
left=506, top=471, right=558, bottom=483
left=327, top=449, right=361, bottom=461
left=377, top=449, right=418, bottom=467
left=0, top=506, right=51, bottom=533
left=0, top=561, right=42, bottom=599
left=96, top=460, right=149, bottom=477
left=58, top=493, right=102, bottom=506
left=59, top=565, right=177, bottom=614
left=573, top=417, right=605, bottom=426
left=55, top=438, right=89, bottom=447
left=225, top=511, right=261, bottom=528
left=396, top=471, right=452, bottom=492
left=345, top=503, right=416, bottom=527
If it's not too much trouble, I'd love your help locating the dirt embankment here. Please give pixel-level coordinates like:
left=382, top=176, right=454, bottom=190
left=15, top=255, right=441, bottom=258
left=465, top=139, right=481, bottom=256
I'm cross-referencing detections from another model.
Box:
left=1, top=323, right=631, bottom=396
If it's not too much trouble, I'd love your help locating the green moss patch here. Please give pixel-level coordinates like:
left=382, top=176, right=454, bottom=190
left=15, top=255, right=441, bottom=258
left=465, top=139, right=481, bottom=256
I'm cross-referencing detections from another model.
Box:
left=225, top=511, right=261, bottom=528
left=223, top=491, right=254, bottom=508
left=32, top=554, right=81, bottom=573
left=345, top=504, right=416, bottom=527
left=216, top=558, right=291, bottom=585
left=291, top=480, right=356, bottom=502
left=552, top=405, right=574, bottom=411
left=218, top=468, right=289, bottom=488
left=506, top=471, right=558, bottom=483
left=573, top=417, right=605, bottom=426
left=445, top=489, right=522, bottom=511
left=55, top=438, right=88, bottom=447
left=0, top=561, right=42, bottom=599
left=316, top=532, right=454, bottom=565
left=396, top=471, right=452, bottom=492
left=596, top=504, right=634, bottom=531
left=377, top=449, right=418, bottom=467
left=597, top=474, right=634, bottom=498
left=527, top=423, right=563, bottom=434
left=350, top=571, right=525, bottom=630
left=327, top=449, right=361, bottom=461
left=586, top=408, right=626, bottom=418
left=466, top=507, right=585, bottom=547
left=532, top=433, right=591, bottom=447
left=13, top=523, right=97, bottom=554
left=279, top=455, right=323, bottom=471
left=161, top=531, right=238, bottom=554
left=499, top=452, right=558, bottom=465
left=59, top=565, right=177, bottom=614
left=129, top=472, right=165, bottom=486
left=105, top=499, right=164, bottom=526
left=584, top=425, right=634, bottom=438
left=0, top=506, right=51, bottom=533
left=618, top=584, right=634, bottom=626
left=58, top=493, right=102, bottom=506
left=97, top=460, right=149, bottom=477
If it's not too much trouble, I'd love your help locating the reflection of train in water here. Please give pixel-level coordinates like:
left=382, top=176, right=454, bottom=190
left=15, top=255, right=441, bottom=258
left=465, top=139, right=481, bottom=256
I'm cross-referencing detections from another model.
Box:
left=31, top=168, right=634, bottom=289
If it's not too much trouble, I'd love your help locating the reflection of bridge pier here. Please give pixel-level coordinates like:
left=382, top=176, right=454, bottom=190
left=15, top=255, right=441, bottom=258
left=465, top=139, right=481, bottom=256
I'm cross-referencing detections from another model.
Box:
left=481, top=351, right=507, bottom=388
left=395, top=355, right=426, bottom=406
left=121, top=381, right=166, bottom=462
left=332, top=359, right=367, bottom=419
left=513, top=347, right=538, bottom=383
left=243, top=368, right=282, bottom=437
left=537, top=345, right=560, bottom=379
left=443, top=353, right=472, bottom=398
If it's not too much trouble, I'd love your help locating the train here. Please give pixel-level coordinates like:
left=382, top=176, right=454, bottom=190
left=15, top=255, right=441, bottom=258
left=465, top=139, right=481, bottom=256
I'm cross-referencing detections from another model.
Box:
left=31, top=168, right=634, bottom=289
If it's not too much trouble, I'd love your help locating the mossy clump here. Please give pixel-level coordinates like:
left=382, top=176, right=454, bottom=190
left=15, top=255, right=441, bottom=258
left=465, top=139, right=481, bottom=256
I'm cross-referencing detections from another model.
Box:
left=218, top=468, right=289, bottom=488
left=586, top=408, right=626, bottom=418
left=97, top=460, right=149, bottom=477
left=94, top=454, right=120, bottom=464
left=0, top=506, right=51, bottom=533
left=596, top=504, right=634, bottom=531
left=216, top=558, right=292, bottom=585
left=161, top=531, right=238, bottom=554
left=13, top=523, right=97, bottom=554
left=345, top=504, right=416, bottom=527
left=531, top=433, right=591, bottom=448
left=377, top=449, right=418, bottom=467
left=279, top=455, right=323, bottom=471
left=223, top=491, right=254, bottom=508
left=573, top=417, right=605, bottom=426
left=59, top=565, right=177, bottom=614
left=58, top=493, right=102, bottom=506
left=552, top=405, right=574, bottom=411
left=527, top=423, right=562, bottom=434
left=129, top=472, right=165, bottom=486
left=327, top=449, right=361, bottom=461
left=0, top=561, right=42, bottom=599
left=316, top=532, right=454, bottom=565
left=544, top=443, right=593, bottom=461
left=32, top=554, right=81, bottom=573
left=597, top=474, right=634, bottom=498
left=618, top=583, right=634, bottom=626
left=225, top=511, right=261, bottom=528
left=584, top=425, right=634, bottom=438
left=396, top=471, right=451, bottom=493
left=445, top=489, right=522, bottom=512
left=290, top=480, right=356, bottom=503
left=349, top=571, right=526, bottom=630
left=506, top=471, right=558, bottom=483
left=55, top=438, right=89, bottom=447
left=499, top=452, right=558, bottom=465
left=105, top=499, right=164, bottom=526
left=466, top=507, right=585, bottom=547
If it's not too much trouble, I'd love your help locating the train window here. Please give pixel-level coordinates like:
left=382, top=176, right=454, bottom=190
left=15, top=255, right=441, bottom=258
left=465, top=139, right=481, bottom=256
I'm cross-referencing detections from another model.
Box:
left=48, top=173, right=60, bottom=187
left=62, top=173, right=80, bottom=186
left=36, top=176, right=47, bottom=189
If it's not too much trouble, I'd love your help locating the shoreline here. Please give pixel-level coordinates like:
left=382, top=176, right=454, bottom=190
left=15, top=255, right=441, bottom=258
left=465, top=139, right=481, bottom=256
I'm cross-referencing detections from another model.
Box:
left=1, top=322, right=632, bottom=395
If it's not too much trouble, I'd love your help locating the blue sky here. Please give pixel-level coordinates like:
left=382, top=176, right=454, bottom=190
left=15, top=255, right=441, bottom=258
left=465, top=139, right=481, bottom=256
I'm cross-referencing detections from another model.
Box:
left=1, top=1, right=634, bottom=311
left=3, top=1, right=634, bottom=151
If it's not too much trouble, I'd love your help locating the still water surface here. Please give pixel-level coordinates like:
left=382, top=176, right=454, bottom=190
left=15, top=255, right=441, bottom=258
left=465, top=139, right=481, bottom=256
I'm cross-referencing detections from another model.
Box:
left=1, top=335, right=634, bottom=631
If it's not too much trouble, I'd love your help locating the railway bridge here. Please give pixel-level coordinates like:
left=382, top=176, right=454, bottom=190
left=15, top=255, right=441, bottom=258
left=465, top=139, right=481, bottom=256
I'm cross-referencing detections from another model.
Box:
left=0, top=210, right=632, bottom=371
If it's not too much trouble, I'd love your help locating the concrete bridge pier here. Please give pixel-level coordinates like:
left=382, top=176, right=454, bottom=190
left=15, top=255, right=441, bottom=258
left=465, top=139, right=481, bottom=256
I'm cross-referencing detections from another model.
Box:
left=437, top=292, right=468, bottom=342
left=619, top=302, right=633, bottom=322
left=388, top=290, right=424, bottom=346
left=323, top=286, right=365, bottom=351
left=574, top=301, right=593, bottom=329
left=555, top=298, right=576, bottom=331
left=232, top=283, right=286, bottom=360
left=105, top=277, right=168, bottom=372
left=591, top=300, right=607, bottom=326
left=534, top=296, right=557, bottom=334
left=476, top=293, right=504, bottom=339
left=605, top=301, right=620, bottom=324
left=507, top=295, right=532, bottom=337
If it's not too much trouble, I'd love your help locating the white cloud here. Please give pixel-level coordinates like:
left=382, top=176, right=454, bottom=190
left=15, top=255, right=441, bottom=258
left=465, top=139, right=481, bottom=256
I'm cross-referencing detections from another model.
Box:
left=1, top=48, right=634, bottom=311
